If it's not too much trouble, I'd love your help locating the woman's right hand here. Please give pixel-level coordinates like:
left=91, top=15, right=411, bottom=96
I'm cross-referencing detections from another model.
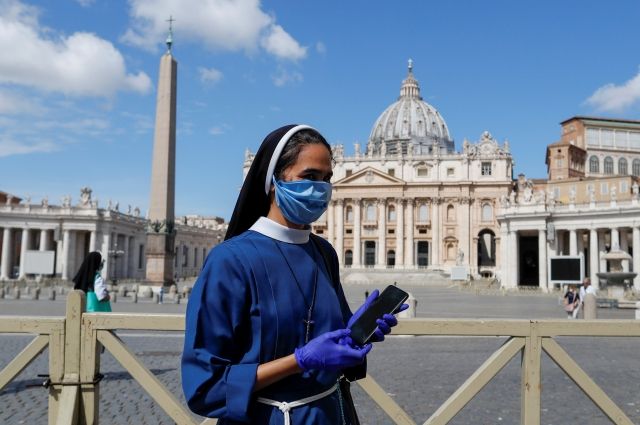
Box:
left=294, top=329, right=371, bottom=372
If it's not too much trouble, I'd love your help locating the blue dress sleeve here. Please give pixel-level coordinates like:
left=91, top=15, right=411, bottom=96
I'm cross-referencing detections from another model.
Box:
left=181, top=242, right=259, bottom=421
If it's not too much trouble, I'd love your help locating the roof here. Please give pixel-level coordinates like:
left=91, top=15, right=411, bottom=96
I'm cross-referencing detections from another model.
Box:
left=561, top=116, right=640, bottom=126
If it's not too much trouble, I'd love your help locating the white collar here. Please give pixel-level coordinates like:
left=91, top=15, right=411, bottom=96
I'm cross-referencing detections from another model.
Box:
left=249, top=216, right=310, bottom=244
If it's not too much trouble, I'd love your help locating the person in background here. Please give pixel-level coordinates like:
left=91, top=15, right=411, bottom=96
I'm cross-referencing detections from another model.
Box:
left=578, top=277, right=597, bottom=319
left=72, top=251, right=111, bottom=312
left=563, top=285, right=579, bottom=319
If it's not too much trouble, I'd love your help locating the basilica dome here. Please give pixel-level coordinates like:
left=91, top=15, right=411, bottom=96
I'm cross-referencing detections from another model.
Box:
left=367, top=61, right=454, bottom=156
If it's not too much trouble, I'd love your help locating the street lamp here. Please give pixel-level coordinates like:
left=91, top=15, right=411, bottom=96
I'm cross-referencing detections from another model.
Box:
left=108, top=243, right=125, bottom=287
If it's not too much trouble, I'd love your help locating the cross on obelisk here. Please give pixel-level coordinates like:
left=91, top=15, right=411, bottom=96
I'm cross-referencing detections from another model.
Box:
left=146, top=20, right=178, bottom=287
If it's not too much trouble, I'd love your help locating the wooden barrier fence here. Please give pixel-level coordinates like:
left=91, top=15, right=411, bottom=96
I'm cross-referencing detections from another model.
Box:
left=1, top=290, right=639, bottom=424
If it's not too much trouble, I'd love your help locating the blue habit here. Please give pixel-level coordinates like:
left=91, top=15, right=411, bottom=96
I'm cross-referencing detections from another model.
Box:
left=182, top=222, right=362, bottom=424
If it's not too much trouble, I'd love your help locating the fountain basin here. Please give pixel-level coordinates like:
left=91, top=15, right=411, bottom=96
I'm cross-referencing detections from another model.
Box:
left=596, top=272, right=637, bottom=299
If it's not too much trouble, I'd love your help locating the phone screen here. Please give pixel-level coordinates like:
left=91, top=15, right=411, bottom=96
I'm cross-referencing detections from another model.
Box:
left=349, top=285, right=408, bottom=346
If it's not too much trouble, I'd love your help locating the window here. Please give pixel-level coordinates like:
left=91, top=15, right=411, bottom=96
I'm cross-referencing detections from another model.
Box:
left=194, top=247, right=198, bottom=267
left=418, top=203, right=429, bottom=221
left=601, top=183, right=608, bottom=195
left=344, top=250, right=353, bottom=266
left=446, top=204, right=455, bottom=222
left=388, top=205, right=396, bottom=221
left=601, top=130, right=614, bottom=147
left=388, top=168, right=395, bottom=177
left=346, top=228, right=352, bottom=234
left=621, top=181, right=628, bottom=194
left=589, top=156, right=599, bottom=173
left=604, top=157, right=614, bottom=175
left=345, top=169, right=352, bottom=177
left=447, top=168, right=455, bottom=177
left=418, top=229, right=427, bottom=234
left=316, top=229, right=324, bottom=234
left=481, top=204, right=493, bottom=222
left=586, top=128, right=599, bottom=146
left=619, top=158, right=628, bottom=175
left=366, top=204, right=376, bottom=221
left=633, top=159, right=640, bottom=176
left=346, top=206, right=353, bottom=223
left=481, top=162, right=492, bottom=176
left=138, top=244, right=145, bottom=269
left=416, top=167, right=429, bottom=177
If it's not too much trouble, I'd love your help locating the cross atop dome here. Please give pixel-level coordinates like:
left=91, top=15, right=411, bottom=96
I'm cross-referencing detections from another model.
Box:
left=400, top=59, right=421, bottom=100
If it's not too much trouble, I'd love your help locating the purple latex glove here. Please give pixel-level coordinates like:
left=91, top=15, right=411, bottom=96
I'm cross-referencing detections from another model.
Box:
left=294, top=329, right=372, bottom=372
left=347, top=290, right=409, bottom=343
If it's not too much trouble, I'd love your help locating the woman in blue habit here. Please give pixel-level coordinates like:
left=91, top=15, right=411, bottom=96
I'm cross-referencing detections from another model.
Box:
left=182, top=125, right=405, bottom=424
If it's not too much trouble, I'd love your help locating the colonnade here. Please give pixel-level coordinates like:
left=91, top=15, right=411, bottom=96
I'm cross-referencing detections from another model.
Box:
left=0, top=226, right=142, bottom=281
left=500, top=224, right=640, bottom=291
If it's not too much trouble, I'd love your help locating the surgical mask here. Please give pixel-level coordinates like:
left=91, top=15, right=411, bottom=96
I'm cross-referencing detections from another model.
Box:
left=273, top=176, right=332, bottom=225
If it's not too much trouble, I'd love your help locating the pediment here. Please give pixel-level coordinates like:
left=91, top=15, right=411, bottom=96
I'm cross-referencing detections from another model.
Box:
left=334, top=167, right=405, bottom=187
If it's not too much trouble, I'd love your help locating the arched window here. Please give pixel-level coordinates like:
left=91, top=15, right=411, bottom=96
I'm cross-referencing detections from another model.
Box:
left=418, top=203, right=429, bottom=221
left=604, top=156, right=614, bottom=175
left=386, top=250, right=395, bottom=267
left=366, top=203, right=376, bottom=221
left=481, top=204, right=493, bottom=222
left=388, top=205, right=396, bottom=222
left=619, top=158, right=628, bottom=175
left=589, top=156, right=599, bottom=173
left=344, top=250, right=353, bottom=266
left=446, top=204, right=455, bottom=222
left=346, top=206, right=353, bottom=223
left=633, top=159, right=640, bottom=176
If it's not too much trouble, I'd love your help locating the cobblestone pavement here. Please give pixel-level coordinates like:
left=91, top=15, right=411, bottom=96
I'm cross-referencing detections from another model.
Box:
left=1, top=283, right=639, bottom=424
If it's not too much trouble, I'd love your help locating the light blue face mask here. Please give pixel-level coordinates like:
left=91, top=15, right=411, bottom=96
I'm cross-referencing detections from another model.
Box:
left=272, top=176, right=332, bottom=225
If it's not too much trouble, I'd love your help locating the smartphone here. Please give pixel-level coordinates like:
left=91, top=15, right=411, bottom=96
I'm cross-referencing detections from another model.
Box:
left=349, top=285, right=409, bottom=346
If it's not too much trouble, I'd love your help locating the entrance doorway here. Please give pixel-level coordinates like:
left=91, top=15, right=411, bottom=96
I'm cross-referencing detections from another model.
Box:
left=364, top=241, right=376, bottom=266
left=417, top=241, right=429, bottom=267
left=518, top=235, right=539, bottom=286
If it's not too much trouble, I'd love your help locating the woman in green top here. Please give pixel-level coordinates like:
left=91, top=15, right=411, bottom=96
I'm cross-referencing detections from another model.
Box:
left=72, top=251, right=111, bottom=312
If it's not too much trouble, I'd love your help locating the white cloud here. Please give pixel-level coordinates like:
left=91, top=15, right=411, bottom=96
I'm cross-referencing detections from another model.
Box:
left=260, top=25, right=306, bottom=61
left=272, top=66, right=303, bottom=87
left=585, top=68, right=640, bottom=112
left=122, top=0, right=306, bottom=60
left=199, top=67, right=223, bottom=85
left=0, top=88, right=46, bottom=115
left=209, top=123, right=230, bottom=136
left=0, top=1, right=151, bottom=97
left=75, top=0, right=95, bottom=7
left=0, top=137, right=57, bottom=157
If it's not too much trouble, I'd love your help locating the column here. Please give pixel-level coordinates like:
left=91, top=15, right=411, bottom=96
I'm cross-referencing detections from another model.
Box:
left=538, top=228, right=548, bottom=292
left=460, top=198, right=470, bottom=266
left=590, top=228, right=600, bottom=289
left=499, top=223, right=509, bottom=286
left=122, top=235, right=130, bottom=279
left=405, top=199, right=414, bottom=267
left=1, top=228, right=12, bottom=280
left=576, top=230, right=584, bottom=258
left=569, top=229, right=577, bottom=256
left=611, top=228, right=620, bottom=250
left=598, top=231, right=607, bottom=273
left=633, top=227, right=640, bottom=291
left=19, top=228, right=30, bottom=279
left=327, top=202, right=334, bottom=246
left=89, top=230, right=98, bottom=252
left=377, top=198, right=386, bottom=267
left=102, top=232, right=111, bottom=281
left=510, top=230, right=519, bottom=287
left=62, top=229, right=71, bottom=280
left=353, top=199, right=362, bottom=267
left=431, top=199, right=439, bottom=266
left=395, top=199, right=404, bottom=268
left=620, top=230, right=629, bottom=272
left=39, top=229, right=49, bottom=251
left=335, top=200, right=344, bottom=265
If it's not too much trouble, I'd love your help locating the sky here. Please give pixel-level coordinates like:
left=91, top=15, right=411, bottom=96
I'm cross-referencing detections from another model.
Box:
left=2, top=0, right=640, bottom=220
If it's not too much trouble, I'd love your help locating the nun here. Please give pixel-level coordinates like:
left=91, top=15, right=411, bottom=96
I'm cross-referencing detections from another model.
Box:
left=182, top=125, right=404, bottom=424
left=72, top=251, right=111, bottom=312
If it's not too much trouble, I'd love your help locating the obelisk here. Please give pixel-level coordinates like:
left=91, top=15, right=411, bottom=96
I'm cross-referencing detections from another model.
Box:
left=146, top=22, right=177, bottom=286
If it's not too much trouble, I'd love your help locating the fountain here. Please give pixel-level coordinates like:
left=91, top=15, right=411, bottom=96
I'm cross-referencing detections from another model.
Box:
left=596, top=246, right=636, bottom=300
